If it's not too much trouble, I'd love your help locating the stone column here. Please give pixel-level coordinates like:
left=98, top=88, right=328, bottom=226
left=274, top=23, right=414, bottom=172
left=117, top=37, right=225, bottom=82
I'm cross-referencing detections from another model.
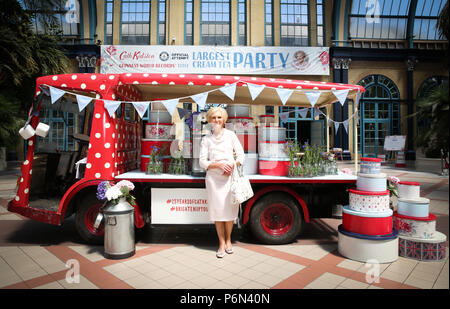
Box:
left=341, top=58, right=352, bottom=160
left=332, top=58, right=342, bottom=149
left=406, top=58, right=417, bottom=160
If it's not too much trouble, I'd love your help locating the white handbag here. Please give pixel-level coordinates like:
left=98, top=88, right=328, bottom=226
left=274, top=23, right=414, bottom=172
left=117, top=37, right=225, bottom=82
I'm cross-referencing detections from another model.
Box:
left=230, top=164, right=254, bottom=204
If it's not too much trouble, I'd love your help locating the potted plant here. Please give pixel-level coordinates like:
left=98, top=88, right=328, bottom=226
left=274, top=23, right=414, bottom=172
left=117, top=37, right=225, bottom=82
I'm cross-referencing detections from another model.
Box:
left=285, top=140, right=300, bottom=177
left=146, top=145, right=166, bottom=174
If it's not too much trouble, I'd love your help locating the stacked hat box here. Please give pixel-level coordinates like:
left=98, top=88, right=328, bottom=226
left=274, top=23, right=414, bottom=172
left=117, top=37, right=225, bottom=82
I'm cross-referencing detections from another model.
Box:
left=395, top=151, right=406, bottom=168
left=226, top=105, right=258, bottom=175
left=338, top=157, right=399, bottom=263
left=394, top=181, right=447, bottom=261
left=258, top=127, right=289, bottom=176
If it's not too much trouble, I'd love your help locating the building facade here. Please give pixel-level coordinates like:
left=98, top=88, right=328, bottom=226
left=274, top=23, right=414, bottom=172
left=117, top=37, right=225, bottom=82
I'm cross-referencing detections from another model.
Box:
left=31, top=0, right=448, bottom=160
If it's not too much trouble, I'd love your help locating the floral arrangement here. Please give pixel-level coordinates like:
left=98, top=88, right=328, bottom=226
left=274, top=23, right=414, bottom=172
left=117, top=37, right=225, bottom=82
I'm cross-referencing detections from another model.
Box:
left=146, top=145, right=167, bottom=174
left=387, top=176, right=399, bottom=197
left=97, top=180, right=136, bottom=205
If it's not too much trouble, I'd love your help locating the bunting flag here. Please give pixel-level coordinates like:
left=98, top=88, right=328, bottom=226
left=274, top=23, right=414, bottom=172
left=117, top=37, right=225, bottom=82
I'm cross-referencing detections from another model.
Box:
left=313, top=107, right=321, bottom=118
left=104, top=100, right=122, bottom=117
left=75, top=94, right=92, bottom=112
left=132, top=101, right=150, bottom=118
left=247, top=83, right=265, bottom=101
left=304, top=91, right=321, bottom=107
left=49, top=86, right=66, bottom=104
left=332, top=89, right=349, bottom=106
left=299, top=108, right=309, bottom=119
left=190, top=92, right=208, bottom=110
left=177, top=107, right=191, bottom=119
left=343, top=120, right=349, bottom=133
left=279, top=111, right=290, bottom=122
left=162, top=98, right=179, bottom=116
left=334, top=122, right=340, bottom=134
left=219, top=83, right=237, bottom=101
left=275, top=88, right=294, bottom=105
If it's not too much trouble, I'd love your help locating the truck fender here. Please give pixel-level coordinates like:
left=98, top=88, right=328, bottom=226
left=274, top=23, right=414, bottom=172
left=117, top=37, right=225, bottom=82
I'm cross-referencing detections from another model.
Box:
left=242, top=185, right=310, bottom=225
left=60, top=179, right=145, bottom=228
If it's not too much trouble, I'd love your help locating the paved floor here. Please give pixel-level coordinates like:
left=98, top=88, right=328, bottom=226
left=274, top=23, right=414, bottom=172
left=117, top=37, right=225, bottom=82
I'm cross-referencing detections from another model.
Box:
left=0, top=161, right=448, bottom=292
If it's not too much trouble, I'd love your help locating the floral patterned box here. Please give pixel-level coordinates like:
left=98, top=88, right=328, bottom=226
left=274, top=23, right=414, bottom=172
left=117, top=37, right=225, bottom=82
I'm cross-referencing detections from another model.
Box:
left=394, top=212, right=436, bottom=239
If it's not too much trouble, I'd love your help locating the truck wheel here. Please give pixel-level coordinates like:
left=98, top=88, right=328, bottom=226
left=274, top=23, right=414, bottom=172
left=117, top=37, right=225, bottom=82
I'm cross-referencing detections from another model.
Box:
left=75, top=193, right=104, bottom=245
left=249, top=193, right=302, bottom=245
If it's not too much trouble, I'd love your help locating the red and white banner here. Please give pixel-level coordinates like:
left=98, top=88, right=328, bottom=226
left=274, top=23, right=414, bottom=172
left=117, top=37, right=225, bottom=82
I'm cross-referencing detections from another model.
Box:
left=151, top=188, right=211, bottom=224
left=101, top=45, right=330, bottom=76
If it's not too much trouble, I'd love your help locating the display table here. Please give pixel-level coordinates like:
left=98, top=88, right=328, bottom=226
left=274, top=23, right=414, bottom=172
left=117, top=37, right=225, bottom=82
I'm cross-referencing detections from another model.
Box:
left=115, top=169, right=357, bottom=184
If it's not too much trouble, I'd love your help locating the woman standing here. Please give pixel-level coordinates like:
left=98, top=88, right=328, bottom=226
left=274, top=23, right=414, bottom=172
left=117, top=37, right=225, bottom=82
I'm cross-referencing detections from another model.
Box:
left=199, top=107, right=245, bottom=258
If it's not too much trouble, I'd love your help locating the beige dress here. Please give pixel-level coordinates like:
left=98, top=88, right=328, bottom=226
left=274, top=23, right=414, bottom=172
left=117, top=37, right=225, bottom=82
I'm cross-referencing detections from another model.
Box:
left=199, top=129, right=245, bottom=222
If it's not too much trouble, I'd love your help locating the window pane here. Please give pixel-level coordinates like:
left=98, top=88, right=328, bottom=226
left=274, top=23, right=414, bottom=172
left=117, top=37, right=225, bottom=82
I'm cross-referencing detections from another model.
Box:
left=200, top=0, right=231, bottom=45
left=120, top=0, right=151, bottom=45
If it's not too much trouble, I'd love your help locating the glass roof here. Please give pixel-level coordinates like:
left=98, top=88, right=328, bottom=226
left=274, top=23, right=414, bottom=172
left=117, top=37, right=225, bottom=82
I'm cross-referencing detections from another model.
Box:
left=349, top=0, right=447, bottom=41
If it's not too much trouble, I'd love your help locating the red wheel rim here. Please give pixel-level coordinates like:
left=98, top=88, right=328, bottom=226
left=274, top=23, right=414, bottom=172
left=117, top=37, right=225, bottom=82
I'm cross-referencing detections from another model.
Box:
left=260, top=203, right=294, bottom=236
left=84, top=203, right=104, bottom=236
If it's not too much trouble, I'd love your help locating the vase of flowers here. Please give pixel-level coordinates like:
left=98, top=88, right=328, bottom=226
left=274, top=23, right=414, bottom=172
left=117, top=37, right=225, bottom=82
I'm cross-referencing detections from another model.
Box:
left=96, top=180, right=136, bottom=259
left=94, top=180, right=136, bottom=229
left=146, top=145, right=165, bottom=174
left=285, top=140, right=300, bottom=177
left=97, top=180, right=136, bottom=206
left=168, top=156, right=186, bottom=175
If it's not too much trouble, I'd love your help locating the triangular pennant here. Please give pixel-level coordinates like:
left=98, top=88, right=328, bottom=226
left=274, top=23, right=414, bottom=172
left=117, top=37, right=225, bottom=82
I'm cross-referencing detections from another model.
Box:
left=334, top=122, right=340, bottom=134
left=162, top=99, right=179, bottom=116
left=275, top=88, right=294, bottom=105
left=190, top=92, right=208, bottom=110
left=299, top=108, right=309, bottom=119
left=332, top=89, right=350, bottom=106
left=219, top=83, right=237, bottom=101
left=131, top=101, right=150, bottom=119
left=177, top=107, right=191, bottom=119
left=104, top=100, right=122, bottom=117
left=75, top=94, right=92, bottom=112
left=279, top=111, right=290, bottom=122
left=49, top=86, right=66, bottom=104
left=343, top=120, right=349, bottom=133
left=304, top=91, right=321, bottom=107
left=247, top=83, right=265, bottom=101
left=313, top=107, right=321, bottom=118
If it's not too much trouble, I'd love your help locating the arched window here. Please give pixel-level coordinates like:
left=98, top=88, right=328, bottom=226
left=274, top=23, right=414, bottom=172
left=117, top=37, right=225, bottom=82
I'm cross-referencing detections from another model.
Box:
left=357, top=75, right=401, bottom=157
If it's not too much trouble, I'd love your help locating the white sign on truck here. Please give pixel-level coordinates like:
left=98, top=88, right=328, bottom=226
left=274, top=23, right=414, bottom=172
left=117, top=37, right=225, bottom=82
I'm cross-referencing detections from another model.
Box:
left=151, top=188, right=210, bottom=224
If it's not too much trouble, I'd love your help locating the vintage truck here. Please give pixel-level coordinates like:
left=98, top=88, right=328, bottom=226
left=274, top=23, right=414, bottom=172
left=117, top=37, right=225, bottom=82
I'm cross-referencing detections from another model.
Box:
left=8, top=73, right=364, bottom=245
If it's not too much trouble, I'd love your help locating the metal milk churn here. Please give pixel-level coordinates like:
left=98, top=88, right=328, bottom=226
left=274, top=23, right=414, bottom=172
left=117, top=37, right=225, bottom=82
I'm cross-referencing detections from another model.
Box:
left=103, top=198, right=135, bottom=259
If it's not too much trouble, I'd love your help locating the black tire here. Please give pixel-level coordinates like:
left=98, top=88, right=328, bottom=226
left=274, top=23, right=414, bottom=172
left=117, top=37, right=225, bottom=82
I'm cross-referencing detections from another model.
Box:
left=249, top=192, right=303, bottom=244
left=75, top=193, right=104, bottom=245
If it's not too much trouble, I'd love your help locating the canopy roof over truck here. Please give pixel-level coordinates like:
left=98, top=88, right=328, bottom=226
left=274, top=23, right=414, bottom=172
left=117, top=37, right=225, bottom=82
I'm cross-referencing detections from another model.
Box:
left=36, top=73, right=365, bottom=108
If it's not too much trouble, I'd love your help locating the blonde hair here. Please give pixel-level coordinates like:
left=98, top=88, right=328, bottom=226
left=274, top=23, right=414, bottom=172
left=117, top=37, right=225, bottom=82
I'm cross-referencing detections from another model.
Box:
left=206, top=107, right=228, bottom=124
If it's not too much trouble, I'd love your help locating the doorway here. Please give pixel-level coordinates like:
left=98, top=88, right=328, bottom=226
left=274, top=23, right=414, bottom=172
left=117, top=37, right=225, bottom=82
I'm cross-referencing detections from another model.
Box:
left=296, top=121, right=311, bottom=145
